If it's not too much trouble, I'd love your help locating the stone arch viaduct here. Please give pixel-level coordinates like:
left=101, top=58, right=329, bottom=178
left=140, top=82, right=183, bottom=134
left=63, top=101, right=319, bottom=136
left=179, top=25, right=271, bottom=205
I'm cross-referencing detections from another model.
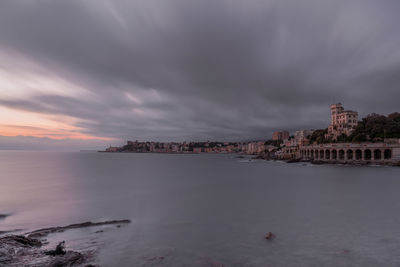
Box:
left=299, top=143, right=400, bottom=162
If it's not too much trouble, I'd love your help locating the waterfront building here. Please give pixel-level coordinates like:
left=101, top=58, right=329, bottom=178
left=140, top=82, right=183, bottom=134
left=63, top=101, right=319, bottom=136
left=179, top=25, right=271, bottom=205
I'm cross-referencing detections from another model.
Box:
left=272, top=131, right=290, bottom=141
left=171, top=144, right=179, bottom=152
left=105, top=146, right=119, bottom=152
left=284, top=138, right=297, bottom=147
left=245, top=141, right=266, bottom=155
left=327, top=103, right=358, bottom=139
left=246, top=142, right=257, bottom=154
left=294, top=130, right=314, bottom=144
left=193, top=147, right=202, bottom=153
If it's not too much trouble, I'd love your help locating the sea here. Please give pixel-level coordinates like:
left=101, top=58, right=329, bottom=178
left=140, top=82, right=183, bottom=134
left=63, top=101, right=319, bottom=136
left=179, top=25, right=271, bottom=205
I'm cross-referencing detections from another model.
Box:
left=1, top=151, right=400, bottom=266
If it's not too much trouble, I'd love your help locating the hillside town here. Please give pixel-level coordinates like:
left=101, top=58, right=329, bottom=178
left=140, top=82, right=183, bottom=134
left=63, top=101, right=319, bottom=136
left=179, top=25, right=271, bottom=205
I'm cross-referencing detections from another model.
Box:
left=105, top=103, right=400, bottom=164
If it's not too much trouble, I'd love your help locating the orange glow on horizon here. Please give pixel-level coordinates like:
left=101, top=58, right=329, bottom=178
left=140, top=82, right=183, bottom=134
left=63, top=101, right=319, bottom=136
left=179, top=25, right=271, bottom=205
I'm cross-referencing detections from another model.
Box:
left=0, top=124, right=113, bottom=141
left=0, top=107, right=113, bottom=141
left=0, top=51, right=111, bottom=142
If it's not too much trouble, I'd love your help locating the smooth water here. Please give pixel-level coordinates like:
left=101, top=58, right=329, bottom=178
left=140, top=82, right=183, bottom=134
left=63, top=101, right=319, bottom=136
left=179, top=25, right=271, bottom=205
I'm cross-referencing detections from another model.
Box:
left=1, top=151, right=400, bottom=266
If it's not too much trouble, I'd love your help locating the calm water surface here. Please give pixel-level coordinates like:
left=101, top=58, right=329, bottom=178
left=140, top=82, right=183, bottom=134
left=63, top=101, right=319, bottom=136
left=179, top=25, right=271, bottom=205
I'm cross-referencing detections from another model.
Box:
left=1, top=151, right=400, bottom=266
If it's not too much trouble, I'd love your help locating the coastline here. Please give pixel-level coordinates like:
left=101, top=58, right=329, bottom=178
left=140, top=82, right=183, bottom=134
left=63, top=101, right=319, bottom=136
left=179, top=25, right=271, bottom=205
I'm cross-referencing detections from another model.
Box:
left=99, top=151, right=400, bottom=167
left=98, top=150, right=237, bottom=155
left=276, top=158, right=400, bottom=167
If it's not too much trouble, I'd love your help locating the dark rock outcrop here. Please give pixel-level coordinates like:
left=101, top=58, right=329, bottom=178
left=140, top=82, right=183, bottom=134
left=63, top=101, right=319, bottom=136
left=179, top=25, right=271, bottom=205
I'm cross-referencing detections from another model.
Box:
left=0, top=214, right=10, bottom=220
left=0, top=229, right=22, bottom=235
left=0, top=235, right=42, bottom=247
left=48, top=251, right=86, bottom=266
left=45, top=241, right=66, bottom=256
left=286, top=158, right=301, bottom=163
left=0, top=219, right=131, bottom=266
left=27, top=219, right=131, bottom=239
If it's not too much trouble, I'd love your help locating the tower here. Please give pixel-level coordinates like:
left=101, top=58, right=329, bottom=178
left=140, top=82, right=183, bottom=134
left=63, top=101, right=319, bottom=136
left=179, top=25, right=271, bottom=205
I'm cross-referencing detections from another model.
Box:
left=330, top=103, right=344, bottom=126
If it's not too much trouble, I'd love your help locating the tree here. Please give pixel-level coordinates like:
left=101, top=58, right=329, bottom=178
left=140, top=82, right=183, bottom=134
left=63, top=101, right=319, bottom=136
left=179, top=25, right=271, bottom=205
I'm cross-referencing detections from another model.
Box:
left=348, top=112, right=400, bottom=142
left=309, top=129, right=328, bottom=144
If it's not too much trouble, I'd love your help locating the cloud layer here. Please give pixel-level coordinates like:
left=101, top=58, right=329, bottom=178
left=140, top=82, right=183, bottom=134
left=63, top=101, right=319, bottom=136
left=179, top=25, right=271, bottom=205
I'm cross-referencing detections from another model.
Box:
left=1, top=0, right=400, bottom=149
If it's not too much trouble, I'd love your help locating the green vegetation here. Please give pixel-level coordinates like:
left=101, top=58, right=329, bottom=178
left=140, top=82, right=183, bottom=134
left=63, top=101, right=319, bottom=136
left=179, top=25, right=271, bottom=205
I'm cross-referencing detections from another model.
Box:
left=309, top=113, right=400, bottom=144
left=264, top=140, right=283, bottom=146
left=308, top=129, right=328, bottom=144
left=348, top=112, right=400, bottom=142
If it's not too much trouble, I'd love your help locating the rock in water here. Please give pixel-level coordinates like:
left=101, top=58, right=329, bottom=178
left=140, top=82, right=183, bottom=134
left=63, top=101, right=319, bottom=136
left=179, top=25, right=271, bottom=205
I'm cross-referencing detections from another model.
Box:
left=45, top=241, right=66, bottom=256
left=49, top=251, right=86, bottom=266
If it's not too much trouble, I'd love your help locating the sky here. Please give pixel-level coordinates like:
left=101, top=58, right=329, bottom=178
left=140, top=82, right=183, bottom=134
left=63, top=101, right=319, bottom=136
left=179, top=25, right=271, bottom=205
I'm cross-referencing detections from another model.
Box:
left=1, top=0, right=400, bottom=150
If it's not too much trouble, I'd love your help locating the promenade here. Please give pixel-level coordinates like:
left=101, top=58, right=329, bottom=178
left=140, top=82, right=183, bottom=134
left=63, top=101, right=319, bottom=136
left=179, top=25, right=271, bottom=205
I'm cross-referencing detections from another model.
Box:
left=299, top=143, right=400, bottom=162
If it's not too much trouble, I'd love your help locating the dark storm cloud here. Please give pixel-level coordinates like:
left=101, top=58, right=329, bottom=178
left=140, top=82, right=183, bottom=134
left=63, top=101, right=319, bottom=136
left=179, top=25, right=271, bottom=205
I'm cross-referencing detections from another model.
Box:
left=1, top=0, right=400, bottom=146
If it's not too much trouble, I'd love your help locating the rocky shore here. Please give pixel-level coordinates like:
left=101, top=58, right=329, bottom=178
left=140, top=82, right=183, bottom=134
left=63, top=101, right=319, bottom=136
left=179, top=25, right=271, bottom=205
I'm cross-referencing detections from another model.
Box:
left=0, top=219, right=130, bottom=267
left=253, top=155, right=400, bottom=166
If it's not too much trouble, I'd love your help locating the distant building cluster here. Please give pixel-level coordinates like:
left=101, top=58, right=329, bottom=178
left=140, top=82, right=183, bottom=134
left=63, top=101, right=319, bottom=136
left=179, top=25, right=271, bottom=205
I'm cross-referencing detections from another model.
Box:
left=104, top=103, right=400, bottom=163
left=106, top=140, right=277, bottom=155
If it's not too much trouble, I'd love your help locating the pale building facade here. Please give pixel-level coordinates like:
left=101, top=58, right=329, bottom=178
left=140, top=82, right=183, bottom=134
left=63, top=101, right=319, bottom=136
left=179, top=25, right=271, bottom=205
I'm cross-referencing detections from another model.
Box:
left=272, top=131, right=290, bottom=141
left=294, top=130, right=314, bottom=145
left=246, top=141, right=266, bottom=154
left=327, top=103, right=358, bottom=139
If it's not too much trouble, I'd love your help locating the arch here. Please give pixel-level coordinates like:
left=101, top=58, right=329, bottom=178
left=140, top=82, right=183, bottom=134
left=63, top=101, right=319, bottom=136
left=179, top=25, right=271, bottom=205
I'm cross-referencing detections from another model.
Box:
left=384, top=149, right=392, bottom=160
left=320, top=150, right=324, bottom=159
left=364, top=149, right=372, bottom=160
left=355, top=149, right=362, bottom=160
left=311, top=150, right=314, bottom=159
left=347, top=150, right=354, bottom=160
left=325, top=150, right=331, bottom=160
left=314, top=150, right=318, bottom=159
left=374, top=149, right=382, bottom=160
left=339, top=150, right=345, bottom=160
left=332, top=150, right=337, bottom=160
